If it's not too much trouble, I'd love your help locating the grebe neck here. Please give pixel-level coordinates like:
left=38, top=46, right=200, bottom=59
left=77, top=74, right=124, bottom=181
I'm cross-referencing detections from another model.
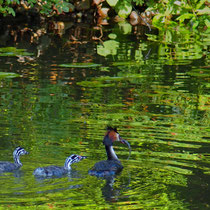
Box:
left=64, top=157, right=72, bottom=171
left=105, top=145, right=119, bottom=160
left=13, top=153, right=22, bottom=167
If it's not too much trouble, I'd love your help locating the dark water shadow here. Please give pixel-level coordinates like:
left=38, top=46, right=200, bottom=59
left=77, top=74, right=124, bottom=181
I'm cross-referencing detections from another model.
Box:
left=90, top=170, right=131, bottom=202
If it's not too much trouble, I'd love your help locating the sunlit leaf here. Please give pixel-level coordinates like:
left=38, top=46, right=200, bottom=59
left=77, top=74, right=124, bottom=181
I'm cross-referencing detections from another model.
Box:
left=204, top=19, right=210, bottom=28
left=197, top=7, right=210, bottom=15
left=115, top=0, right=132, bottom=18
left=106, top=0, right=118, bottom=7
left=8, top=7, right=15, bottom=16
left=152, top=13, right=165, bottom=28
left=195, top=0, right=206, bottom=10
left=108, top=33, right=117, bottom=39
left=176, top=13, right=195, bottom=23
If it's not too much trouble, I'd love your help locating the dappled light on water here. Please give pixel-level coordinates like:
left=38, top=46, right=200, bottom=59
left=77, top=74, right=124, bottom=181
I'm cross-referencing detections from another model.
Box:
left=0, top=23, right=209, bottom=209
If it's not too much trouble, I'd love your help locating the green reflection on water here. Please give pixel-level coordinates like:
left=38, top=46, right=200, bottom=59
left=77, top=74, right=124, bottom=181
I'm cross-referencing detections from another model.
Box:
left=0, top=25, right=209, bottom=209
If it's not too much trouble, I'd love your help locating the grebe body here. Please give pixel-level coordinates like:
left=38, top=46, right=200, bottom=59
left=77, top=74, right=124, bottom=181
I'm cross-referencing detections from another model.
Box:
left=89, top=127, right=130, bottom=177
left=33, top=154, right=86, bottom=178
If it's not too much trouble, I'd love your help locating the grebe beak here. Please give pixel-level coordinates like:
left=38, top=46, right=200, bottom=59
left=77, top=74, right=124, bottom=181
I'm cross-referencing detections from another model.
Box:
left=120, top=139, right=131, bottom=160
left=80, top=156, right=87, bottom=160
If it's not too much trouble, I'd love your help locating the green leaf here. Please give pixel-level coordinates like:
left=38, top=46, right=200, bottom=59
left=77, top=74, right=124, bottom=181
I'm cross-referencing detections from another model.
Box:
left=195, top=0, right=206, bottom=10
left=204, top=19, right=210, bottom=28
left=197, top=7, right=210, bottom=15
left=115, top=0, right=132, bottom=18
left=97, top=40, right=120, bottom=57
left=108, top=33, right=117, bottom=39
left=192, top=21, right=199, bottom=29
left=8, top=7, right=15, bottom=16
left=63, top=6, right=70, bottom=13
left=106, top=0, right=118, bottom=7
left=152, top=13, right=164, bottom=24
left=176, top=13, right=195, bottom=23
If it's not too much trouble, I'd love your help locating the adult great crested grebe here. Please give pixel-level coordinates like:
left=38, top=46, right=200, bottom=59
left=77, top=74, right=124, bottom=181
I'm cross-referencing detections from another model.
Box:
left=0, top=147, right=29, bottom=173
left=88, top=127, right=130, bottom=177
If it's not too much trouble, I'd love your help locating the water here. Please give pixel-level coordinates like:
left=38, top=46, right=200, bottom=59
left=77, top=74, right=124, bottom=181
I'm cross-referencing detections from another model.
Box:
left=0, top=22, right=209, bottom=209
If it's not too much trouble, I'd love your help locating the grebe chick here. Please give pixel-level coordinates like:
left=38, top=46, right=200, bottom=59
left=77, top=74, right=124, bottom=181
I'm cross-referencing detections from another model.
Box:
left=88, top=127, right=130, bottom=177
left=0, top=147, right=29, bottom=173
left=33, top=154, right=86, bottom=178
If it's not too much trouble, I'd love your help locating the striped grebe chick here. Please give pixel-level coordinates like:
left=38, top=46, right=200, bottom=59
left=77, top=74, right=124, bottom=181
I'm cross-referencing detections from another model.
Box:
left=88, top=127, right=130, bottom=177
left=33, top=154, right=86, bottom=178
left=0, top=147, right=29, bottom=173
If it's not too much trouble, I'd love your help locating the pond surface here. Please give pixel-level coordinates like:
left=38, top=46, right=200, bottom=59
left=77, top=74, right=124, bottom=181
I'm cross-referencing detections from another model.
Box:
left=0, top=22, right=209, bottom=209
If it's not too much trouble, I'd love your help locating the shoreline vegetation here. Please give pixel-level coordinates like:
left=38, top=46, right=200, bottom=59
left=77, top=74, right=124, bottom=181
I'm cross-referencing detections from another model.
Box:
left=0, top=0, right=209, bottom=29
left=0, top=0, right=209, bottom=61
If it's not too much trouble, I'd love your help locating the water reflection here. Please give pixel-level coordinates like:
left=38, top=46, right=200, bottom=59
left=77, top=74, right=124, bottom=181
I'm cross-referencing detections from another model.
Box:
left=34, top=170, right=84, bottom=194
left=102, top=175, right=121, bottom=202
left=100, top=173, right=131, bottom=202
left=0, top=21, right=209, bottom=209
left=34, top=169, right=85, bottom=181
left=0, top=169, right=24, bottom=178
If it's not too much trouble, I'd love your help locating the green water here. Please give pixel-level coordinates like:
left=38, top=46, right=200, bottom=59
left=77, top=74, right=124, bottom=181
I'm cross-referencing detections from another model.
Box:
left=0, top=23, right=209, bottom=209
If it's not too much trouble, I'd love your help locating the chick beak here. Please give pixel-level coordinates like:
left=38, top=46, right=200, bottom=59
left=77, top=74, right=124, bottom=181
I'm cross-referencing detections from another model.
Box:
left=80, top=156, right=87, bottom=160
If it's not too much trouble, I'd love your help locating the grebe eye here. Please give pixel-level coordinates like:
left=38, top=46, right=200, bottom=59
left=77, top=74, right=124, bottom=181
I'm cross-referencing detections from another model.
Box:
left=71, top=155, right=77, bottom=159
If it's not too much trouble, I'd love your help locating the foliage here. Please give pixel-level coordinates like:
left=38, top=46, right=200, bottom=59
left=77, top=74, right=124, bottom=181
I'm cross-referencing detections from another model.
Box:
left=106, top=0, right=140, bottom=18
left=0, top=0, right=17, bottom=16
left=0, top=0, right=209, bottom=32
left=104, top=0, right=209, bottom=30
left=39, top=0, right=74, bottom=15
left=0, top=0, right=37, bottom=16
left=148, top=0, right=210, bottom=29
left=0, top=0, right=74, bottom=16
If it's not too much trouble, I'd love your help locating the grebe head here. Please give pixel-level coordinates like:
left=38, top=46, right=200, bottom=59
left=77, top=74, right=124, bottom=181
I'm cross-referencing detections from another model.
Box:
left=103, top=127, right=131, bottom=157
left=13, top=147, right=29, bottom=157
left=103, top=127, right=125, bottom=146
left=64, top=154, right=86, bottom=170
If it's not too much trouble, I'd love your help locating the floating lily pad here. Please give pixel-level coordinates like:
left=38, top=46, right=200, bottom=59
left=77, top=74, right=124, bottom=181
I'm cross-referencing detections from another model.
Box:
left=187, top=69, right=209, bottom=77
left=0, top=72, right=20, bottom=79
left=77, top=80, right=115, bottom=87
left=0, top=47, right=33, bottom=57
left=108, top=33, right=117, bottom=39
left=59, top=63, right=101, bottom=68
left=112, top=61, right=141, bottom=66
left=97, top=40, right=120, bottom=57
